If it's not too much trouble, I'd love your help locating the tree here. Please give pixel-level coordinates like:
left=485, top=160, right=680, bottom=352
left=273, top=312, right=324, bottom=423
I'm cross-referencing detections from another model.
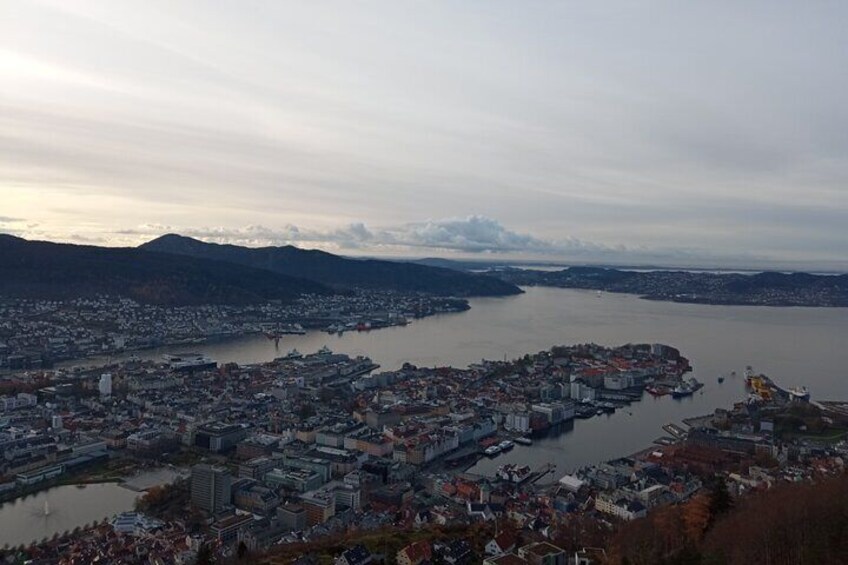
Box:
left=682, top=494, right=712, bottom=544
left=195, top=543, right=213, bottom=565
left=708, top=475, right=733, bottom=520
left=298, top=402, right=316, bottom=420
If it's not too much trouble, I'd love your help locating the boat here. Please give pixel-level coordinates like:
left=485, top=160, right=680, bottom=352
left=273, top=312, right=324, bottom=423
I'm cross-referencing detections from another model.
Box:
left=717, top=375, right=725, bottom=383
left=671, top=378, right=704, bottom=399
left=276, top=349, right=302, bottom=361
left=646, top=385, right=671, bottom=396
left=497, top=464, right=532, bottom=483
left=484, top=445, right=502, bottom=456
left=788, top=386, right=811, bottom=401
left=514, top=437, right=533, bottom=446
left=498, top=440, right=514, bottom=451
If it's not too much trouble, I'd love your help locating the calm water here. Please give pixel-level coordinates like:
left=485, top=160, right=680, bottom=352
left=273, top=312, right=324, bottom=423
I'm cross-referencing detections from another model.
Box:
left=77, top=287, right=848, bottom=476
left=0, top=483, right=138, bottom=547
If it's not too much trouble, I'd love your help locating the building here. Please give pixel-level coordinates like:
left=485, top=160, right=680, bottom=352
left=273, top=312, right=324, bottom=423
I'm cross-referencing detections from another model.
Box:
left=277, top=503, right=307, bottom=532
left=98, top=373, right=112, bottom=397
left=265, top=468, right=324, bottom=493
left=194, top=423, right=248, bottom=453
left=505, top=412, right=531, bottom=433
left=531, top=402, right=575, bottom=424
left=239, top=456, right=281, bottom=481
left=210, top=513, right=253, bottom=545
left=0, top=393, right=37, bottom=412
left=517, top=542, right=566, bottom=565
left=397, top=540, right=432, bottom=565
left=300, top=489, right=336, bottom=526
left=594, top=493, right=647, bottom=521
left=191, top=464, right=232, bottom=513
left=486, top=532, right=517, bottom=556
left=233, top=482, right=280, bottom=515
left=336, top=544, right=373, bottom=565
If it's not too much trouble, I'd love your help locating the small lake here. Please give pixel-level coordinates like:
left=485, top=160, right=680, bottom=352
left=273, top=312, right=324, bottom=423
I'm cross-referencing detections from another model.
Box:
left=0, top=483, right=139, bottom=547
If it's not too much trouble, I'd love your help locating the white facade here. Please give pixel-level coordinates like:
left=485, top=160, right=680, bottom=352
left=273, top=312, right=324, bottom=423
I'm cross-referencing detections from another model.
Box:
left=99, top=373, right=113, bottom=397
left=505, top=412, right=530, bottom=433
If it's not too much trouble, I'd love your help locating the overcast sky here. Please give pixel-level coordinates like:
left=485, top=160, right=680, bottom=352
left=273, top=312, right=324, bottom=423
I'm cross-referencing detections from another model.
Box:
left=2, top=1, right=847, bottom=269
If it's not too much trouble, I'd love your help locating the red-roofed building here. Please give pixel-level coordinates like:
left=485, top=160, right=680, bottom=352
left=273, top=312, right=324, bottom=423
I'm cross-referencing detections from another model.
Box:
left=397, top=540, right=432, bottom=565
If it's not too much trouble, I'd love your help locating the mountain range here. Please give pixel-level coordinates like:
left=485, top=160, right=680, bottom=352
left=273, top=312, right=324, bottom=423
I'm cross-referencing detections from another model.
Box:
left=0, top=234, right=332, bottom=305
left=0, top=234, right=520, bottom=305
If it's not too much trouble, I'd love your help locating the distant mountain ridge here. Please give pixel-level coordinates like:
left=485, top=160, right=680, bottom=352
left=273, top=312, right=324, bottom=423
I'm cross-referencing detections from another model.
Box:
left=0, top=234, right=331, bottom=305
left=140, top=234, right=522, bottom=297
left=494, top=265, right=848, bottom=306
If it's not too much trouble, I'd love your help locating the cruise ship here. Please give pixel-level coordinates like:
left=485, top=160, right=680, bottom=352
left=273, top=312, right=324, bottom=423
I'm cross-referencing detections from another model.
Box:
left=788, top=386, right=811, bottom=401
left=162, top=353, right=217, bottom=372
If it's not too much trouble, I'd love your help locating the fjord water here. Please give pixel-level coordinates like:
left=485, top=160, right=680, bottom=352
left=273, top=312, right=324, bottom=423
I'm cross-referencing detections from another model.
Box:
left=88, top=287, right=848, bottom=475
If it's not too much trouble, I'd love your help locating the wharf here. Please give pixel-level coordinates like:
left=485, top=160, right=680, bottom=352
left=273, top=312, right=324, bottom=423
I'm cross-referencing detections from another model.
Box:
left=662, top=423, right=688, bottom=438
left=682, top=414, right=714, bottom=428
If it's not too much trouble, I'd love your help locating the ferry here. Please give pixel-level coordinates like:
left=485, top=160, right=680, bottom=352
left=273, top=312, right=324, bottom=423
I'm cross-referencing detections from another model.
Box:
left=498, top=440, right=514, bottom=451
left=514, top=437, right=533, bottom=446
left=484, top=445, right=502, bottom=456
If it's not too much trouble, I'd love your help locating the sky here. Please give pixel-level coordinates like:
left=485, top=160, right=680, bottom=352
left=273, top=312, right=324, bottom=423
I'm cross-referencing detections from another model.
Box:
left=1, top=1, right=847, bottom=270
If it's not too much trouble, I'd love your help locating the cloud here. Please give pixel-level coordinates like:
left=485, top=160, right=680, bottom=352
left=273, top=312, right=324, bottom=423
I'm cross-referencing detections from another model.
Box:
left=120, top=216, right=564, bottom=254
left=385, top=216, right=552, bottom=253
left=0, top=216, right=24, bottom=223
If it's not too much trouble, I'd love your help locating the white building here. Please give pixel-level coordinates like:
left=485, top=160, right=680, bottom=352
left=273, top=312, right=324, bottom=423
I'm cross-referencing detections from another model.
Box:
left=505, top=412, right=531, bottom=433
left=99, top=373, right=113, bottom=397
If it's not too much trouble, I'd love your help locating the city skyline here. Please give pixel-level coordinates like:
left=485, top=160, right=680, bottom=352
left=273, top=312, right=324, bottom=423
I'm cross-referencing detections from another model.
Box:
left=2, top=1, right=847, bottom=270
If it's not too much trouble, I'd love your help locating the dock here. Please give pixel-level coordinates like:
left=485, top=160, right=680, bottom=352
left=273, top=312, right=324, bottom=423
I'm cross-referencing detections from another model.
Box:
left=662, top=423, right=688, bottom=439
left=529, top=463, right=557, bottom=485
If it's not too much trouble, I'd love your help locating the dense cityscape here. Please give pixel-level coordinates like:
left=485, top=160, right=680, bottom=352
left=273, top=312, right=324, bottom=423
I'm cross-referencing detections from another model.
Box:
left=4, top=2, right=847, bottom=563
left=0, top=292, right=469, bottom=370
left=1, top=335, right=845, bottom=563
